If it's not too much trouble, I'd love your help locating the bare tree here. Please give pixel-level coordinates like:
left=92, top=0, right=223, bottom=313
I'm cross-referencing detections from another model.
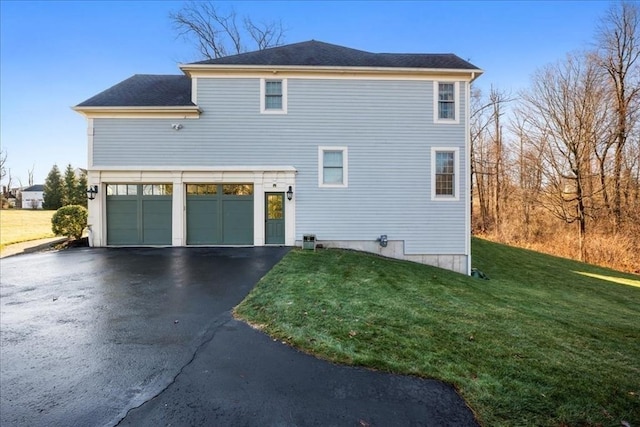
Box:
left=470, top=86, right=493, bottom=232
left=0, top=151, right=11, bottom=209
left=596, top=0, right=640, bottom=231
left=469, top=86, right=512, bottom=234
left=4, top=168, right=13, bottom=207
left=509, top=113, right=544, bottom=240
left=170, top=1, right=286, bottom=60
left=487, top=87, right=513, bottom=235
left=520, top=53, right=609, bottom=261
left=0, top=150, right=6, bottom=181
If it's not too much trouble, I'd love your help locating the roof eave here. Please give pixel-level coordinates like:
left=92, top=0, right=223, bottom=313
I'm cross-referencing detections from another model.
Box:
left=72, top=105, right=201, bottom=119
left=180, top=64, right=483, bottom=80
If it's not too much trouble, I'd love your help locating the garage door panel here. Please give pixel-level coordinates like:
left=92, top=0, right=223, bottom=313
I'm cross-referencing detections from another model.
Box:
left=186, top=198, right=219, bottom=245
left=142, top=199, right=172, bottom=245
left=186, top=184, right=253, bottom=246
left=106, top=199, right=139, bottom=245
left=106, top=185, right=172, bottom=246
left=107, top=229, right=139, bottom=245
left=222, top=199, right=253, bottom=245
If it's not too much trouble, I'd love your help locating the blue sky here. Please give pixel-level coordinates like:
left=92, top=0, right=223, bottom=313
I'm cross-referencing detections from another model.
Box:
left=1, top=0, right=610, bottom=186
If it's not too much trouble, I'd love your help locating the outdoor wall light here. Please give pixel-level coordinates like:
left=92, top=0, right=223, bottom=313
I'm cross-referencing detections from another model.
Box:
left=171, top=123, right=183, bottom=130
left=286, top=185, right=293, bottom=201
left=87, top=185, right=98, bottom=200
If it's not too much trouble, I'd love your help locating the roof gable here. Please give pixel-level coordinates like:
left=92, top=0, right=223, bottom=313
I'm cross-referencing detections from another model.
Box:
left=23, top=185, right=44, bottom=192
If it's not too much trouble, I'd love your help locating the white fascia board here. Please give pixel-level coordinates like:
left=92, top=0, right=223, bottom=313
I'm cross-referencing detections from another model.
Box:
left=72, top=106, right=201, bottom=119
left=89, top=166, right=298, bottom=173
left=180, top=64, right=484, bottom=80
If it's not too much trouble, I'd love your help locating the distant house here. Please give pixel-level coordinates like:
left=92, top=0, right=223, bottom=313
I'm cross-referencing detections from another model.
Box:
left=74, top=40, right=482, bottom=274
left=5, top=194, right=17, bottom=208
left=2, top=186, right=16, bottom=208
left=22, top=185, right=44, bottom=209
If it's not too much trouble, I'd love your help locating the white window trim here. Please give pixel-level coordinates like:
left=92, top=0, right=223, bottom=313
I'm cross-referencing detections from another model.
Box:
left=431, top=147, right=460, bottom=201
left=433, top=81, right=460, bottom=124
left=318, top=146, right=348, bottom=188
left=260, top=78, right=288, bottom=114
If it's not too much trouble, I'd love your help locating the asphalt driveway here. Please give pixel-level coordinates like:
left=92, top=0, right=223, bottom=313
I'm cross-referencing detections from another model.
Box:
left=1, top=247, right=478, bottom=427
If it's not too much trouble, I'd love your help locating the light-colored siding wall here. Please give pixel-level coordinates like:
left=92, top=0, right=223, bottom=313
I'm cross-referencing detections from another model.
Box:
left=21, top=191, right=44, bottom=209
left=92, top=77, right=468, bottom=254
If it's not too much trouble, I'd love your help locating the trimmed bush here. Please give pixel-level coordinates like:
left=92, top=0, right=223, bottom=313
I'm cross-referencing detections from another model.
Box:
left=51, top=205, right=87, bottom=240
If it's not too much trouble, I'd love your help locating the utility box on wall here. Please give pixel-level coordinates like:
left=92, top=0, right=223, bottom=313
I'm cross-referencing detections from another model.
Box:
left=302, top=234, right=316, bottom=250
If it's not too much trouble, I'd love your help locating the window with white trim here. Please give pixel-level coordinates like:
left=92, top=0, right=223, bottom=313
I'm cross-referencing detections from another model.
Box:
left=260, top=78, right=287, bottom=114
left=318, top=146, right=348, bottom=187
left=434, top=81, right=459, bottom=124
left=431, top=148, right=459, bottom=200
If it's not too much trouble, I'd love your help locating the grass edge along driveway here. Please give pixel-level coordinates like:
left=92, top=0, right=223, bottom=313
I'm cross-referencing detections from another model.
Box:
left=235, top=238, right=640, bottom=426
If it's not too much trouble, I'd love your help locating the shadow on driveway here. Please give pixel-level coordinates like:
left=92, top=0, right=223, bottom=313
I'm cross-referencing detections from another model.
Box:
left=0, top=247, right=477, bottom=427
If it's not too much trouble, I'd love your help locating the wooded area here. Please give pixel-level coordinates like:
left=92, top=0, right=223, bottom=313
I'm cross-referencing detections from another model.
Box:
left=471, top=1, right=639, bottom=273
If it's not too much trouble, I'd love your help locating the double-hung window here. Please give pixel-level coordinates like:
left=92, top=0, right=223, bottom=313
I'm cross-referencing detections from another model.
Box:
left=434, top=81, right=459, bottom=123
left=265, top=81, right=282, bottom=109
left=260, top=78, right=287, bottom=114
left=431, top=148, right=459, bottom=200
left=318, top=146, right=348, bottom=187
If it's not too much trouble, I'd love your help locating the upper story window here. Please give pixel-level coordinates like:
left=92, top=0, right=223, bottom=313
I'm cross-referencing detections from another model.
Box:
left=261, top=78, right=287, bottom=114
left=318, top=146, right=348, bottom=188
left=431, top=147, right=459, bottom=201
left=434, top=81, right=459, bottom=124
left=265, top=81, right=282, bottom=109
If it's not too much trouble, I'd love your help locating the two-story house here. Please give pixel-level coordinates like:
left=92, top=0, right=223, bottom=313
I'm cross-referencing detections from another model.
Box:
left=74, top=41, right=482, bottom=274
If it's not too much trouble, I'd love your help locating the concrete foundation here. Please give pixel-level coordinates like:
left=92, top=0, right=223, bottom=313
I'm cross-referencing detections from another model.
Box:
left=297, top=239, right=469, bottom=275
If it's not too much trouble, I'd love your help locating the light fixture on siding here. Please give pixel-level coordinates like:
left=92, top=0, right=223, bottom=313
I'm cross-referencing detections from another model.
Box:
left=171, top=123, right=183, bottom=130
left=286, top=186, right=293, bottom=201
left=86, top=185, right=98, bottom=200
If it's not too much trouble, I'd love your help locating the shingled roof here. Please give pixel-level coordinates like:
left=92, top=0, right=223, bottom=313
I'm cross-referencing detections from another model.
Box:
left=76, top=74, right=193, bottom=107
left=76, top=41, right=480, bottom=108
left=190, top=40, right=480, bottom=70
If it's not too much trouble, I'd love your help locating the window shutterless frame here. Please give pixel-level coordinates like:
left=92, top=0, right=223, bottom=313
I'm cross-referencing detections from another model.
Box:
left=431, top=147, right=459, bottom=201
left=318, top=146, right=348, bottom=188
left=260, top=78, right=287, bottom=114
left=433, top=81, right=460, bottom=124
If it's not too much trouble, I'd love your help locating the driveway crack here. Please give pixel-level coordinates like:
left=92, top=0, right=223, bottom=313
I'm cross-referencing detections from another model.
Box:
left=112, top=312, right=233, bottom=426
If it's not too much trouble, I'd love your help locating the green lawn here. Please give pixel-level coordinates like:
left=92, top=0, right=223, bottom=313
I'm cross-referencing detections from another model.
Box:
left=235, top=238, right=640, bottom=426
left=0, top=209, right=55, bottom=249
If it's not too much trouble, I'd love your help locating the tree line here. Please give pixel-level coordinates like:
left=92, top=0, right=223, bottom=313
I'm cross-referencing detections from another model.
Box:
left=471, top=1, right=639, bottom=272
left=43, top=164, right=88, bottom=210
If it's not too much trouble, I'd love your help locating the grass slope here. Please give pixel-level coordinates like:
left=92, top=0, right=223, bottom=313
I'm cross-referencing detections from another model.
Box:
left=0, top=209, right=55, bottom=248
left=235, top=238, right=640, bottom=426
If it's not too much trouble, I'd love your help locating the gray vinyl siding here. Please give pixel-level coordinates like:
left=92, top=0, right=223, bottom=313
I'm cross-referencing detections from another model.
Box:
left=92, top=78, right=468, bottom=254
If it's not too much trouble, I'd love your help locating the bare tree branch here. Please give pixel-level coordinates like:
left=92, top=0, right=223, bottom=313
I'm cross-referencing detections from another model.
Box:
left=170, top=1, right=286, bottom=60
left=519, top=52, right=610, bottom=260
left=0, top=150, right=6, bottom=181
left=595, top=0, right=640, bottom=230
